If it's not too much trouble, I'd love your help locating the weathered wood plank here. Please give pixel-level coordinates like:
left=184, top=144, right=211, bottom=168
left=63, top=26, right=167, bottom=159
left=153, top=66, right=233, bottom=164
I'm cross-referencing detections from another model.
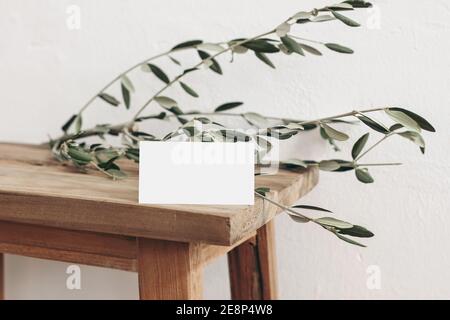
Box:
left=0, top=143, right=319, bottom=245
left=137, top=238, right=203, bottom=300
left=228, top=221, right=278, bottom=300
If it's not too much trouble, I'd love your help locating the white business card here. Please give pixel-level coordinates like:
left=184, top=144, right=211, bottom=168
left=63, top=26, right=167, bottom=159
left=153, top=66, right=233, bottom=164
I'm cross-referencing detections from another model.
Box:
left=139, top=141, right=255, bottom=205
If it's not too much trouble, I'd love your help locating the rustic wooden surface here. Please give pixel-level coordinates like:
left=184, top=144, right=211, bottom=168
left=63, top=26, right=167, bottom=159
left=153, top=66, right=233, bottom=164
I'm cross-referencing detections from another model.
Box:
left=0, top=253, right=3, bottom=300
left=0, top=143, right=319, bottom=245
left=228, top=221, right=278, bottom=299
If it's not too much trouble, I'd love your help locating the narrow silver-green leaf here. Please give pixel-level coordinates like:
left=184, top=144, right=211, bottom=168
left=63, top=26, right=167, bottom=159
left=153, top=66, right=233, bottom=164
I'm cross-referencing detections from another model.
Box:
left=179, top=82, right=199, bottom=98
left=355, top=168, right=374, bottom=183
left=75, top=114, right=82, bottom=133
left=214, top=102, right=243, bottom=112
left=255, top=52, right=275, bottom=69
left=121, top=75, right=135, bottom=93
left=385, top=109, right=421, bottom=132
left=398, top=131, right=425, bottom=148
left=315, top=217, right=353, bottom=229
left=281, top=36, right=304, bottom=55
left=121, top=84, right=131, bottom=109
left=98, top=93, right=120, bottom=107
left=154, top=96, right=177, bottom=108
left=325, top=43, right=354, bottom=54
left=335, top=232, right=366, bottom=247
left=321, top=123, right=349, bottom=141
left=299, top=43, right=322, bottom=56
left=148, top=63, right=170, bottom=84
left=243, top=112, right=268, bottom=128
left=293, top=205, right=332, bottom=213
left=275, top=22, right=291, bottom=37
left=319, top=160, right=341, bottom=171
left=352, top=133, right=369, bottom=159
left=331, top=10, right=361, bottom=27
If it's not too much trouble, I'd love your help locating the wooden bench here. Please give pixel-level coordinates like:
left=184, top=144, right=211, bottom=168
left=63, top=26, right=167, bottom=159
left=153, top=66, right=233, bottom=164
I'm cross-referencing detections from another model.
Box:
left=0, top=143, right=318, bottom=300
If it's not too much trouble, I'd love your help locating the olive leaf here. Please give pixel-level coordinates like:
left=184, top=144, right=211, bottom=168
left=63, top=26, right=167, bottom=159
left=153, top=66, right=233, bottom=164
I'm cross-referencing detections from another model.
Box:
left=338, top=225, right=374, bottom=238
left=325, top=43, right=354, bottom=54
left=352, top=133, right=369, bottom=159
left=68, top=146, right=92, bottom=164
left=356, top=114, right=389, bottom=134
left=319, top=160, right=341, bottom=171
left=121, top=84, right=131, bottom=109
left=243, top=112, right=268, bottom=128
left=281, top=36, right=304, bottom=55
left=334, top=232, right=366, bottom=247
left=321, top=123, right=349, bottom=141
left=355, top=168, right=374, bottom=183
left=385, top=109, right=421, bottom=132
left=196, top=43, right=225, bottom=52
left=343, top=1, right=373, bottom=9
left=330, top=10, right=361, bottom=27
left=98, top=93, right=120, bottom=107
left=61, top=114, right=77, bottom=133
left=121, top=75, right=135, bottom=93
left=275, top=22, right=291, bottom=37
left=172, top=39, right=203, bottom=50
left=74, top=114, right=82, bottom=133
left=242, top=39, right=280, bottom=53
left=215, top=102, right=243, bottom=112
left=299, top=43, right=322, bottom=56
left=388, top=108, right=435, bottom=132
left=197, top=50, right=223, bottom=75
left=255, top=187, right=270, bottom=196
left=179, top=82, right=199, bottom=98
left=147, top=63, right=170, bottom=84
left=397, top=131, right=425, bottom=148
left=282, top=159, right=308, bottom=168
left=255, top=52, right=275, bottom=68
left=293, top=205, right=332, bottom=213
left=315, top=217, right=353, bottom=229
left=154, top=96, right=177, bottom=109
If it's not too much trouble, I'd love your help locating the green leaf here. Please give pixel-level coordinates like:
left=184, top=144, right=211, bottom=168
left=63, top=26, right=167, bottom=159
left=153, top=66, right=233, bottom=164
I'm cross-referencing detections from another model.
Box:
left=352, top=133, right=369, bottom=159
left=398, top=131, right=425, bottom=148
left=334, top=232, right=366, bottom=247
left=255, top=52, right=275, bottom=68
left=343, top=1, right=373, bottom=9
left=310, top=15, right=336, bottom=23
left=121, top=75, right=135, bottom=93
left=321, top=123, right=349, bottom=141
left=255, top=187, right=270, bottom=196
left=355, top=168, right=374, bottom=183
left=325, top=43, right=354, bottom=54
left=197, top=50, right=222, bottom=75
left=121, top=84, right=130, bottom=110
left=289, top=214, right=309, bottom=223
left=319, top=160, right=341, bottom=171
left=154, top=96, right=177, bottom=109
left=68, top=147, right=92, bottom=164
left=275, top=22, right=291, bottom=37
left=243, top=112, right=268, bottom=128
left=356, top=114, right=389, bottom=134
left=98, top=93, right=120, bottom=106
left=292, top=11, right=312, bottom=20
left=338, top=225, right=374, bottom=238
left=74, top=114, right=82, bottom=133
left=281, top=36, right=304, bottom=55
left=327, top=3, right=354, bottom=10
left=107, top=169, right=127, bottom=180
left=215, top=102, right=243, bottom=112
left=172, top=39, right=203, bottom=50
left=179, top=82, right=199, bottom=98
left=282, top=159, right=307, bottom=168
left=147, top=63, right=170, bottom=84
left=293, top=205, right=332, bottom=213
left=298, top=43, right=322, bottom=56
left=315, top=217, right=353, bottom=229
left=242, top=40, right=280, bottom=53
left=168, top=55, right=181, bottom=65
left=388, top=108, right=435, bottom=132
left=331, top=10, right=361, bottom=27
left=167, top=106, right=184, bottom=116
left=385, top=109, right=421, bottom=132
left=61, top=114, right=77, bottom=133
left=219, top=129, right=252, bottom=142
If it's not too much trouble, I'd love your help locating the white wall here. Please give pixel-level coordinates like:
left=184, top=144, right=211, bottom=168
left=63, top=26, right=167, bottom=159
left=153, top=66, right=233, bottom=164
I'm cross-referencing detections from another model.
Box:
left=1, top=0, right=449, bottom=299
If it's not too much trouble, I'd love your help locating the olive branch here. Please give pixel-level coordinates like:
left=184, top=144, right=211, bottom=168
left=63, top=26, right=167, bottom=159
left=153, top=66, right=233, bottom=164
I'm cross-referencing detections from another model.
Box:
left=49, top=1, right=435, bottom=247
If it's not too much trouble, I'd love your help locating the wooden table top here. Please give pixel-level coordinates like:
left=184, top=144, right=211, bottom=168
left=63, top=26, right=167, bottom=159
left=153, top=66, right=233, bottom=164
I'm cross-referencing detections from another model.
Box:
left=0, top=143, right=318, bottom=245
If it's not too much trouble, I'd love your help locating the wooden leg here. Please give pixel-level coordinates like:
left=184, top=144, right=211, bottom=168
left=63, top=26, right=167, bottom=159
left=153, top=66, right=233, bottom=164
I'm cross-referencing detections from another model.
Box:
left=137, top=238, right=203, bottom=300
left=227, top=221, right=278, bottom=300
left=0, top=253, right=4, bottom=300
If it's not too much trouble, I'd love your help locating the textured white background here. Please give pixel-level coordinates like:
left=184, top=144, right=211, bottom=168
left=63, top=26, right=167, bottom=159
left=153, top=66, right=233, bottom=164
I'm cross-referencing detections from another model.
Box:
left=1, top=0, right=449, bottom=299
